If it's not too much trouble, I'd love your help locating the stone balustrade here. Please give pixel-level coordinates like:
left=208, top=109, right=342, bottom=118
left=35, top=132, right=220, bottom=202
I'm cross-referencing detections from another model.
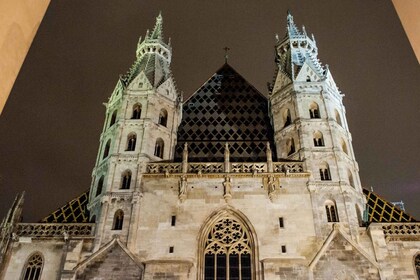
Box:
left=146, top=161, right=304, bottom=174
left=16, top=223, right=95, bottom=238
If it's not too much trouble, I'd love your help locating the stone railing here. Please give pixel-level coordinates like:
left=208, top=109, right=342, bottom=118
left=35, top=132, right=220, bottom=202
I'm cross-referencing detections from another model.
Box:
left=16, top=223, right=95, bottom=238
left=381, top=223, right=420, bottom=240
left=146, top=161, right=305, bottom=174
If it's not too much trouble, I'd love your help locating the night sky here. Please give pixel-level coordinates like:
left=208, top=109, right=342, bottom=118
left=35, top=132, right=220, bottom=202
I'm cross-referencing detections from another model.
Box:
left=0, top=1, right=419, bottom=222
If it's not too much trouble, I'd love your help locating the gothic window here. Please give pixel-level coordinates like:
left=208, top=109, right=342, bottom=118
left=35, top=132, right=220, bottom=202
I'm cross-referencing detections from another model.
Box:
left=96, top=176, right=104, bottom=197
left=159, top=109, right=168, bottom=127
left=287, top=138, right=295, bottom=156
left=341, top=139, right=348, bottom=155
left=319, top=163, right=331, bottom=181
left=132, top=104, right=142, bottom=119
left=154, top=138, right=164, bottom=158
left=335, top=109, right=342, bottom=126
left=22, top=252, right=43, bottom=280
left=348, top=170, right=355, bottom=188
left=309, top=102, right=320, bottom=119
left=313, top=131, right=324, bottom=147
left=414, top=254, right=420, bottom=278
left=325, top=201, right=339, bottom=222
left=109, top=110, right=117, bottom=127
left=121, top=170, right=132, bottom=189
left=204, top=217, right=252, bottom=280
left=283, top=109, right=292, bottom=128
left=103, top=140, right=111, bottom=159
left=126, top=134, right=137, bottom=151
left=113, top=210, right=124, bottom=230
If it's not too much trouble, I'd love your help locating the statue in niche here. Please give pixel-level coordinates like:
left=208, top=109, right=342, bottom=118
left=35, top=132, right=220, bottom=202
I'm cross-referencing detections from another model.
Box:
left=268, top=175, right=276, bottom=200
left=179, top=176, right=187, bottom=202
left=223, top=176, right=232, bottom=202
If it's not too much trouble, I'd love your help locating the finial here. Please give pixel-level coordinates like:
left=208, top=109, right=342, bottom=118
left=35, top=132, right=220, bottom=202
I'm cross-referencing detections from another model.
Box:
left=275, top=33, right=280, bottom=43
left=302, top=25, right=307, bottom=36
left=287, top=9, right=293, bottom=23
left=151, top=12, right=163, bottom=39
left=223, top=47, right=230, bottom=64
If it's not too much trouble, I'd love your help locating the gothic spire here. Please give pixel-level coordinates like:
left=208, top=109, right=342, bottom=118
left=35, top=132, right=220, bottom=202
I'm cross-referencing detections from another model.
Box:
left=286, top=10, right=301, bottom=37
left=150, top=12, right=163, bottom=40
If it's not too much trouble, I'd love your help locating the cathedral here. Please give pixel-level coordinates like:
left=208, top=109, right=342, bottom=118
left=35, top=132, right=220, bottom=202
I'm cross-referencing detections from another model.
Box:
left=1, top=12, right=419, bottom=280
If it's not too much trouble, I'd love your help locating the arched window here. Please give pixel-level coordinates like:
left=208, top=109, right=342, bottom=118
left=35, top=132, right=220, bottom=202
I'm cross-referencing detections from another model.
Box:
left=113, top=210, right=124, bottom=230
left=121, top=170, right=132, bottom=189
left=126, top=134, right=137, bottom=151
left=96, top=176, right=104, bottom=197
left=154, top=138, right=164, bottom=158
left=335, top=109, right=342, bottom=126
left=132, top=104, right=142, bottom=119
left=348, top=170, right=355, bottom=188
left=325, top=201, right=339, bottom=222
left=341, top=139, right=348, bottom=155
left=103, top=140, right=111, bottom=159
left=203, top=217, right=252, bottom=280
left=22, top=253, right=43, bottom=280
left=319, top=163, right=331, bottom=181
left=414, top=254, right=420, bottom=278
left=286, top=138, right=295, bottom=156
left=159, top=109, right=168, bottom=127
left=313, top=131, right=324, bottom=147
left=109, top=110, right=117, bottom=127
left=309, top=102, right=320, bottom=119
left=283, top=109, right=292, bottom=128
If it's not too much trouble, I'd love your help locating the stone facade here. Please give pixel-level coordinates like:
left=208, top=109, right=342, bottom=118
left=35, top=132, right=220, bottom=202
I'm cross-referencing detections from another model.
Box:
left=1, top=12, right=419, bottom=280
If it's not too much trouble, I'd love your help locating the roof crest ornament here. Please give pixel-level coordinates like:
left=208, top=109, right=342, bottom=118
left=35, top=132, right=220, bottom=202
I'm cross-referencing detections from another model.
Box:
left=223, top=47, right=230, bottom=64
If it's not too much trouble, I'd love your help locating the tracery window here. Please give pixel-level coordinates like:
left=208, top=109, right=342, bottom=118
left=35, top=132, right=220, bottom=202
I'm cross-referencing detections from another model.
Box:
left=204, top=218, right=252, bottom=280
left=325, top=201, right=339, bottom=222
left=415, top=254, right=420, bottom=278
left=22, top=253, right=43, bottom=280
left=319, top=163, right=331, bottom=181
left=132, top=104, right=142, bottom=119
left=313, top=131, right=324, bottom=147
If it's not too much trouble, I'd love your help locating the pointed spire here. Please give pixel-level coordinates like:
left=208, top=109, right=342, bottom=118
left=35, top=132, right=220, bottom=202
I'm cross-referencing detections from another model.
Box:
left=286, top=10, right=301, bottom=37
left=150, top=12, right=163, bottom=40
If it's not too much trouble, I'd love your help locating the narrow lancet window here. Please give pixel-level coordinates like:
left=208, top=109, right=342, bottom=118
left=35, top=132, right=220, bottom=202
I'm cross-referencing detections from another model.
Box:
left=96, top=176, right=104, bottom=197
left=109, top=110, right=117, bottom=127
left=154, top=138, right=164, bottom=158
left=126, top=134, right=137, bottom=151
left=121, top=171, right=132, bottom=189
left=287, top=138, right=295, bottom=156
left=325, top=201, right=339, bottom=222
left=319, top=163, right=331, bottom=181
left=103, top=140, right=111, bottom=159
left=22, top=253, right=43, bottom=280
left=283, top=109, right=292, bottom=128
left=159, top=109, right=168, bottom=127
left=313, top=131, right=324, bottom=147
left=309, top=102, right=320, bottom=119
left=132, top=104, right=142, bottom=119
left=113, top=210, right=124, bottom=230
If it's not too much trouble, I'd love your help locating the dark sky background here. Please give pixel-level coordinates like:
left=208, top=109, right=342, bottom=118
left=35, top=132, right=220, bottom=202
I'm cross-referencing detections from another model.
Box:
left=0, top=1, right=419, bottom=222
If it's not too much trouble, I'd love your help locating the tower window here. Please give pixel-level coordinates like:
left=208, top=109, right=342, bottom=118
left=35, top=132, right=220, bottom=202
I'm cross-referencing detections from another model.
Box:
left=325, top=201, right=339, bottom=222
left=335, top=109, right=342, bottom=126
left=169, top=246, right=174, bottom=253
left=341, top=139, right=348, bottom=155
left=121, top=171, right=132, bottom=189
left=171, top=215, right=176, bottom=226
left=281, top=245, right=287, bottom=253
left=279, top=217, right=284, bottom=228
left=103, top=140, right=111, bottom=159
left=113, top=210, right=124, bottom=230
left=126, top=134, right=137, bottom=151
left=154, top=138, right=164, bottom=158
left=287, top=138, right=295, bottom=156
left=319, top=163, right=331, bottom=181
left=313, top=131, right=324, bottom=147
left=283, top=109, right=292, bottom=127
left=96, top=176, right=104, bottom=197
left=132, top=104, right=142, bottom=119
left=159, top=109, right=168, bottom=127
left=22, top=252, right=43, bottom=280
left=309, top=102, right=320, bottom=119
left=109, top=110, right=117, bottom=127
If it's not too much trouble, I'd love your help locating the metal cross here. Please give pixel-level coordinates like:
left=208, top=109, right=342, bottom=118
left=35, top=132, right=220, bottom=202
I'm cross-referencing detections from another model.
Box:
left=223, top=47, right=230, bottom=63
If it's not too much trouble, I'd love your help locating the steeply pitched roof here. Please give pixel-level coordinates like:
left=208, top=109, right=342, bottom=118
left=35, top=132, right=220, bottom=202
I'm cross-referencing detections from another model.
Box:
left=174, top=63, right=277, bottom=162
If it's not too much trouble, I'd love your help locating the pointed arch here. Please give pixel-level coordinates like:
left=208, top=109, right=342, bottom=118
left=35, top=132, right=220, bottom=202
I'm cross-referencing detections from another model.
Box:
left=335, top=109, right=342, bottom=126
left=313, top=131, right=324, bottom=147
left=132, top=104, right=142, bottom=119
left=319, top=162, right=331, bottom=181
left=113, top=210, right=124, bottom=230
left=121, top=170, right=132, bottom=189
left=96, top=176, right=104, bottom=197
left=309, top=102, right=320, bottom=119
left=103, top=140, right=111, bottom=159
left=154, top=138, right=164, bottom=158
left=283, top=108, right=292, bottom=128
left=158, top=109, right=168, bottom=127
left=126, top=133, right=137, bottom=151
left=21, top=252, right=43, bottom=280
left=325, top=200, right=339, bottom=222
left=109, top=110, right=117, bottom=127
left=197, top=208, right=258, bottom=280
left=286, top=137, right=295, bottom=156
left=341, top=139, right=348, bottom=155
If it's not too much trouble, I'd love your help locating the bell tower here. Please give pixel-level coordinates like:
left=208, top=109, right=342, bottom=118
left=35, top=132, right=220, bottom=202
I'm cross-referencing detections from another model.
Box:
left=87, top=13, right=182, bottom=246
left=269, top=12, right=365, bottom=236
